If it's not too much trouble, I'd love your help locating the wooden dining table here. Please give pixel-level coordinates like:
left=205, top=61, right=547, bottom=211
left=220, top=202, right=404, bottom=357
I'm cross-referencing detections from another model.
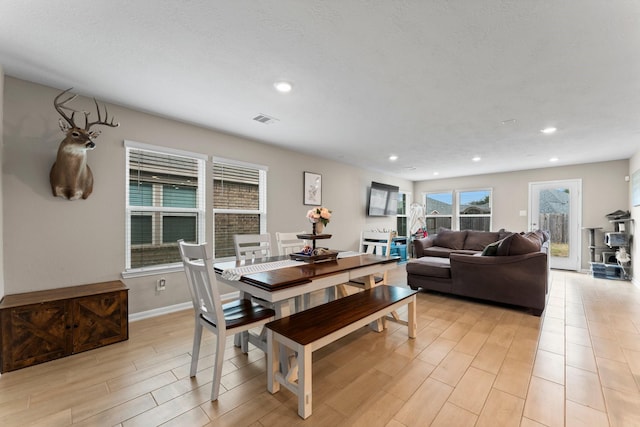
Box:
left=214, top=253, right=400, bottom=319
left=215, top=252, right=401, bottom=378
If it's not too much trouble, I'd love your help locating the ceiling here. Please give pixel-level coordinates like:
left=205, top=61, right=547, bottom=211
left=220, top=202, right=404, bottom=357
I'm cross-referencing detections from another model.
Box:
left=1, top=1, right=639, bottom=181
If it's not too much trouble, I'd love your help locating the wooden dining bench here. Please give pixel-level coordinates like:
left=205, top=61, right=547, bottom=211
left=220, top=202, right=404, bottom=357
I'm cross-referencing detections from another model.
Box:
left=265, top=285, right=418, bottom=419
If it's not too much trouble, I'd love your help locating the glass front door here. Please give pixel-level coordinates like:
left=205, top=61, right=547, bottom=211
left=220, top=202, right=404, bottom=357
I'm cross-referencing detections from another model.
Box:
left=529, top=180, right=582, bottom=271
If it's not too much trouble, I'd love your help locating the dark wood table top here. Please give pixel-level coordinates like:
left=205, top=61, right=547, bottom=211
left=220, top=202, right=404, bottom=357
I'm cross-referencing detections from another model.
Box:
left=214, top=254, right=399, bottom=291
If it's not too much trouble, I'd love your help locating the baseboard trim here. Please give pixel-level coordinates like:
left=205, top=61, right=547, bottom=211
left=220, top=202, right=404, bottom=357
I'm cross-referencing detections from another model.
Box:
left=129, top=291, right=240, bottom=322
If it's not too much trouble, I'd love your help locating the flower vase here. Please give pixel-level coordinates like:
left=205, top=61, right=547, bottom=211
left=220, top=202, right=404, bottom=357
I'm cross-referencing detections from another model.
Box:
left=313, top=221, right=324, bottom=235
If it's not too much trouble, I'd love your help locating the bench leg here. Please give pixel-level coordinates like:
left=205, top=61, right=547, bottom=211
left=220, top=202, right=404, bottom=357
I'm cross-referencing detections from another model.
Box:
left=298, top=343, right=313, bottom=419
left=408, top=296, right=417, bottom=338
left=267, top=330, right=280, bottom=394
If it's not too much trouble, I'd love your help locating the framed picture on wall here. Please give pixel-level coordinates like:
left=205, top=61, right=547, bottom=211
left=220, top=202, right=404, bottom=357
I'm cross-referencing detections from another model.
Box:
left=303, top=171, right=322, bottom=206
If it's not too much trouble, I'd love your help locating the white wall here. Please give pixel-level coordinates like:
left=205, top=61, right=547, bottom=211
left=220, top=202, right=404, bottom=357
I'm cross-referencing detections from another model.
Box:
left=414, top=160, right=630, bottom=272
left=2, top=77, right=411, bottom=313
left=630, top=149, right=640, bottom=286
left=0, top=64, right=4, bottom=300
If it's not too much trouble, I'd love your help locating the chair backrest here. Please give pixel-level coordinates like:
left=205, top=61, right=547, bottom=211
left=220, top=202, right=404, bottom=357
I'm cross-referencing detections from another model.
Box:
left=233, top=233, right=272, bottom=261
left=178, top=240, right=224, bottom=329
left=275, top=231, right=306, bottom=256
left=360, top=231, right=393, bottom=257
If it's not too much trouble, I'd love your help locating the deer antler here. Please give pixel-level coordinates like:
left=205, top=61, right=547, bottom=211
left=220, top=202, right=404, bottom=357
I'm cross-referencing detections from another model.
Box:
left=84, top=98, right=120, bottom=130
left=54, top=88, right=80, bottom=128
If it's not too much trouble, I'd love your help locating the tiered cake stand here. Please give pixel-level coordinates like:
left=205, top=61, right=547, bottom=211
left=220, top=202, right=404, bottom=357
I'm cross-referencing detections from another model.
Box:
left=289, top=232, right=339, bottom=263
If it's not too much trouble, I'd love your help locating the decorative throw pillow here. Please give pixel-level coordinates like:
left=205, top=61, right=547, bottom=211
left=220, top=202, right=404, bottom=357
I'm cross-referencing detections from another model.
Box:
left=497, top=233, right=541, bottom=256
left=481, top=240, right=500, bottom=256
left=523, top=231, right=543, bottom=246
left=497, top=228, right=513, bottom=240
left=433, top=228, right=467, bottom=250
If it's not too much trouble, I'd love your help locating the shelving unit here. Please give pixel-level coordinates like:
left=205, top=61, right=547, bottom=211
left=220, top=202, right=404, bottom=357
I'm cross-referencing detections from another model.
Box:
left=587, top=219, right=633, bottom=280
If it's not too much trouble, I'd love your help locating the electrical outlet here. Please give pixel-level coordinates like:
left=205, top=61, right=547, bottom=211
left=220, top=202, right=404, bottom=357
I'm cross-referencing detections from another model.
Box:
left=156, top=278, right=166, bottom=292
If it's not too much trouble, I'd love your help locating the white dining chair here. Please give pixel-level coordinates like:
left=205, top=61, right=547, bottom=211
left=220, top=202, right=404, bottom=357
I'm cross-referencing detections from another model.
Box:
left=233, top=233, right=273, bottom=261
left=275, top=231, right=306, bottom=256
left=344, top=231, right=407, bottom=325
left=178, top=240, right=275, bottom=401
left=347, top=231, right=393, bottom=288
left=276, top=231, right=319, bottom=309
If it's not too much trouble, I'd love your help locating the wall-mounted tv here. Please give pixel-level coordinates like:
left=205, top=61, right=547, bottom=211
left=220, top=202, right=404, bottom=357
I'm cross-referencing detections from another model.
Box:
left=367, top=181, right=399, bottom=216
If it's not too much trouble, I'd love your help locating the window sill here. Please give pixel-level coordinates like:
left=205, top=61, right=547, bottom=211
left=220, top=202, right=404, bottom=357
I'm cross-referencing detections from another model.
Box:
left=122, top=263, right=184, bottom=279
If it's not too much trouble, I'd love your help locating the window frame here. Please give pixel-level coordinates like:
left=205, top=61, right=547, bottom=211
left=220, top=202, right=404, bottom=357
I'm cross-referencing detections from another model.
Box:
left=212, top=156, right=268, bottom=261
left=423, top=188, right=493, bottom=233
left=424, top=191, right=454, bottom=234
left=457, top=188, right=493, bottom=231
left=123, top=140, right=207, bottom=278
left=396, top=190, right=410, bottom=238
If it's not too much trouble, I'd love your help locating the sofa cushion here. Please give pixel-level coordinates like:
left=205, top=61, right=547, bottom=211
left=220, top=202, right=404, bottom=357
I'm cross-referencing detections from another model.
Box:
left=497, top=233, right=541, bottom=256
left=433, top=228, right=467, bottom=250
left=421, top=246, right=456, bottom=258
left=406, top=257, right=451, bottom=279
left=464, top=231, right=500, bottom=251
left=451, top=249, right=482, bottom=256
left=481, top=239, right=501, bottom=256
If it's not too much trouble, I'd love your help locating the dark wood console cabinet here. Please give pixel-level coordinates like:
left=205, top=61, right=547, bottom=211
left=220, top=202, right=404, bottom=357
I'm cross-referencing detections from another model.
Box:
left=0, top=281, right=128, bottom=373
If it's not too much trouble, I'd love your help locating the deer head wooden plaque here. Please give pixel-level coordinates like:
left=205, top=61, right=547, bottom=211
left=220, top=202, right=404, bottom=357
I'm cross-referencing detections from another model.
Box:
left=50, top=88, right=119, bottom=200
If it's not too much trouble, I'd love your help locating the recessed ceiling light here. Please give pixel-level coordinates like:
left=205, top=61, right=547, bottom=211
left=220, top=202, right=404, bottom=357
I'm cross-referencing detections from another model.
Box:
left=541, top=127, right=557, bottom=134
left=433, top=171, right=439, bottom=176
left=472, top=156, right=481, bottom=162
left=550, top=157, right=559, bottom=162
left=389, top=155, right=398, bottom=161
left=274, top=81, right=293, bottom=93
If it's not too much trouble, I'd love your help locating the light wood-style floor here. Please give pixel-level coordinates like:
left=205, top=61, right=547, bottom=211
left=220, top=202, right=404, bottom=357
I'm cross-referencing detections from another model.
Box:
left=1, top=268, right=640, bottom=426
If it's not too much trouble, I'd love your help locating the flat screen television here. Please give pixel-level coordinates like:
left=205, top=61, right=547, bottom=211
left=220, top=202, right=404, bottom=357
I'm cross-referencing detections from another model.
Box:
left=367, top=181, right=399, bottom=216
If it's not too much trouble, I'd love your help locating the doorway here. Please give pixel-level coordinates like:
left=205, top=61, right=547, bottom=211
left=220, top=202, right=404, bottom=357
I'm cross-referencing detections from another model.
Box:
left=529, top=179, right=582, bottom=271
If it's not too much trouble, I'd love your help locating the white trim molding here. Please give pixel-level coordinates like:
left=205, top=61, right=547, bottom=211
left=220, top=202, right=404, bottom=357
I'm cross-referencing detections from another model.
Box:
left=129, top=291, right=240, bottom=322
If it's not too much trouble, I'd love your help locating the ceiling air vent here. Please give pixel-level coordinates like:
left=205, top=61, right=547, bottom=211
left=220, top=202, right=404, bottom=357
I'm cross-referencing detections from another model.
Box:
left=252, top=114, right=279, bottom=124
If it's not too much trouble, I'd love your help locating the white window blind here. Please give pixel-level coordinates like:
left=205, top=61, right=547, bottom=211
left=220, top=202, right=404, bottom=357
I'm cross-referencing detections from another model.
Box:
left=125, top=142, right=206, bottom=272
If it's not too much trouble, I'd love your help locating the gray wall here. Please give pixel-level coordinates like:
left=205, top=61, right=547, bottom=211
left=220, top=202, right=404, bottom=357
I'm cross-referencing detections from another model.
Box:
left=413, top=160, right=630, bottom=271
left=0, top=65, right=4, bottom=300
left=630, top=150, right=640, bottom=286
left=2, top=77, right=411, bottom=313
left=3, top=76, right=638, bottom=314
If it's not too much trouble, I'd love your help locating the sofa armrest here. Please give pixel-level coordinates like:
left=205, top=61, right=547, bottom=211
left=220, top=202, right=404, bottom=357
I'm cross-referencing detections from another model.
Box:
left=449, top=252, right=548, bottom=312
left=413, top=236, right=436, bottom=257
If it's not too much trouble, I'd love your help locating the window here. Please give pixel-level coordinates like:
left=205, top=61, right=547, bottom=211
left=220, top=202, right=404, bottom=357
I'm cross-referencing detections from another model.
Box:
left=396, top=191, right=409, bottom=237
left=423, top=189, right=493, bottom=233
left=425, top=191, right=453, bottom=234
left=213, top=158, right=267, bottom=259
left=125, top=141, right=206, bottom=273
left=458, top=189, right=492, bottom=231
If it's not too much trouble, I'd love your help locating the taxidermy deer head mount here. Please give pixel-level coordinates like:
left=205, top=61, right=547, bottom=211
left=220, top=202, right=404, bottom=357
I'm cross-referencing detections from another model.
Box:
left=50, top=88, right=119, bottom=200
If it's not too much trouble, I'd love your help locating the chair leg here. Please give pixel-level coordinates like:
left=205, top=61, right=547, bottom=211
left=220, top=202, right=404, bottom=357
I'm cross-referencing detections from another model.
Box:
left=211, top=333, right=226, bottom=401
left=325, top=287, right=336, bottom=302
left=190, top=321, right=203, bottom=377
left=241, top=330, right=249, bottom=353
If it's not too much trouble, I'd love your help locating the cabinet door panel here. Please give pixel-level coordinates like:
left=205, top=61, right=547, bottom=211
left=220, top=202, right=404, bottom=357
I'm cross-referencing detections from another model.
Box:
left=2, top=301, right=70, bottom=371
left=73, top=291, right=128, bottom=353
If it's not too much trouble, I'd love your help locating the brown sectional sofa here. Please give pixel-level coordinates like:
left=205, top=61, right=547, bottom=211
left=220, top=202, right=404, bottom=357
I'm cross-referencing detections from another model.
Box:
left=407, top=229, right=549, bottom=315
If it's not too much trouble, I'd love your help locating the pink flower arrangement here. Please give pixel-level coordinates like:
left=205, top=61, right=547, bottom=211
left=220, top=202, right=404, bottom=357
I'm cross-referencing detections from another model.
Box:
left=306, top=207, right=332, bottom=226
